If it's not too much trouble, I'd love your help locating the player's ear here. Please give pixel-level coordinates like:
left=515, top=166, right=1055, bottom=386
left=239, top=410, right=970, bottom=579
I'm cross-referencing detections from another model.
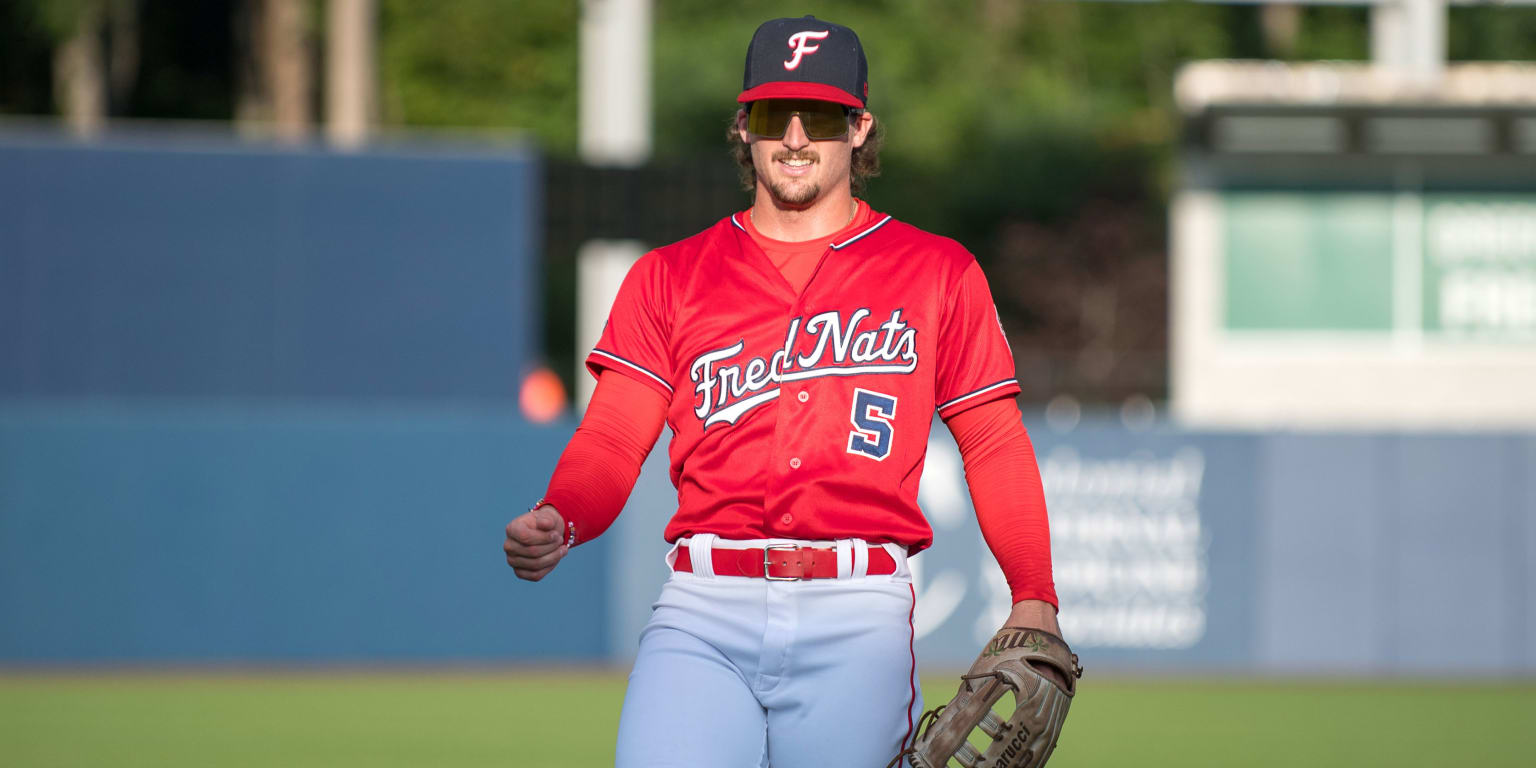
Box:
left=736, top=108, right=752, bottom=143
left=850, top=111, right=874, bottom=149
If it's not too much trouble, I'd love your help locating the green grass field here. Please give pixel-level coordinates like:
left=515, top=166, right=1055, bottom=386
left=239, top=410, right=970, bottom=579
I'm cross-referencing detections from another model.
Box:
left=3, top=671, right=1534, bottom=767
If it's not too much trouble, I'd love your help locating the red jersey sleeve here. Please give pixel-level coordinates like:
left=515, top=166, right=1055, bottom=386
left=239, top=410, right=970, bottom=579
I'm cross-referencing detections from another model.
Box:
left=948, top=399, right=1058, bottom=608
left=543, top=371, right=668, bottom=546
left=934, top=260, right=1021, bottom=420
left=584, top=251, right=675, bottom=401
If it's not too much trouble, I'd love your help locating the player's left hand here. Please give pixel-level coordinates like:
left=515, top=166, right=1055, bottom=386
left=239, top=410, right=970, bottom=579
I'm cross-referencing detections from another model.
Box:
left=504, top=504, right=569, bottom=581
left=1004, top=599, right=1070, bottom=691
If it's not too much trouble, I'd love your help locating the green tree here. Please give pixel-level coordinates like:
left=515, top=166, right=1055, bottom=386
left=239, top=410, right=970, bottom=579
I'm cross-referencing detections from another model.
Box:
left=378, top=0, right=578, bottom=152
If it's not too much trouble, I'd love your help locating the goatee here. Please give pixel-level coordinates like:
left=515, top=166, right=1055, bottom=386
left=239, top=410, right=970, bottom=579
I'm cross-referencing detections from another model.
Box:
left=768, top=178, right=821, bottom=206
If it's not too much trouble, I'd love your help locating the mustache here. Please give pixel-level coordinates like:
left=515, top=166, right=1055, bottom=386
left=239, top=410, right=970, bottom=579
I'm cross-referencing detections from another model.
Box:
left=772, top=150, right=819, bottom=163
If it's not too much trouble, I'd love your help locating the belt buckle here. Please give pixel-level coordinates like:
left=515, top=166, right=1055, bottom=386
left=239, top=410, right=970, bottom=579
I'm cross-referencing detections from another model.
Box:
left=763, top=543, right=802, bottom=581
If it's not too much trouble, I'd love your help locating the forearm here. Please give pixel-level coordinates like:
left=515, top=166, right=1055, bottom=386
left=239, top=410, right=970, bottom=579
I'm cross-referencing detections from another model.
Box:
left=946, top=398, right=1059, bottom=609
left=542, top=371, right=667, bottom=545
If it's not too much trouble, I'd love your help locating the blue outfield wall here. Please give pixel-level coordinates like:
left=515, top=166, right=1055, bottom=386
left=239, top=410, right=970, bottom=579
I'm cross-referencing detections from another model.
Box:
left=0, top=133, right=575, bottom=662
left=1253, top=433, right=1535, bottom=674
left=0, top=135, right=540, bottom=401
left=0, top=404, right=607, bottom=662
left=3, top=408, right=1532, bottom=673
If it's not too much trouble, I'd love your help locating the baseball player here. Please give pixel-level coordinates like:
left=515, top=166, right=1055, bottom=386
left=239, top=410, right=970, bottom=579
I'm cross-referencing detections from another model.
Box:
left=505, top=16, right=1063, bottom=767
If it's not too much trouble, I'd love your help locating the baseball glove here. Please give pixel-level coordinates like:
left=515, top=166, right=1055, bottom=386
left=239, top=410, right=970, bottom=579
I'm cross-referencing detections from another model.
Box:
left=890, top=627, right=1082, bottom=768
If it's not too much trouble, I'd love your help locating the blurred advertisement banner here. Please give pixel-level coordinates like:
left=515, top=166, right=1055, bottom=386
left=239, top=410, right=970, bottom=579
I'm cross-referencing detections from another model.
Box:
left=1425, top=196, right=1536, bottom=337
left=1042, top=446, right=1209, bottom=650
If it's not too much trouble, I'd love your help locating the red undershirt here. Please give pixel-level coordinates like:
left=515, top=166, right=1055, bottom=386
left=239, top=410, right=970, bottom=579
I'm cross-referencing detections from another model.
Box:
left=544, top=201, right=1057, bottom=608
left=742, top=199, right=876, bottom=295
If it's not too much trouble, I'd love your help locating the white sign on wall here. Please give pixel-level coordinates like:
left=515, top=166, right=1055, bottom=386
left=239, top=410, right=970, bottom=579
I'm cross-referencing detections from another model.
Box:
left=1043, top=447, right=1209, bottom=650
left=913, top=437, right=1210, bottom=650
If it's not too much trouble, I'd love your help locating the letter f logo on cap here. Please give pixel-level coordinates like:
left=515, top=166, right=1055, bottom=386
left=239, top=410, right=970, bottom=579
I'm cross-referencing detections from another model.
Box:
left=784, top=30, right=830, bottom=70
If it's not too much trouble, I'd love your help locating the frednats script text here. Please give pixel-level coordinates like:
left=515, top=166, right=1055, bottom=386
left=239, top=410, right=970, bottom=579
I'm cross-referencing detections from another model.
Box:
left=690, top=308, right=918, bottom=427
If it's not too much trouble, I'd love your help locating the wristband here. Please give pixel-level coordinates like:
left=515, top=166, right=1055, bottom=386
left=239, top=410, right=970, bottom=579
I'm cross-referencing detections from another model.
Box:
left=531, top=498, right=578, bottom=547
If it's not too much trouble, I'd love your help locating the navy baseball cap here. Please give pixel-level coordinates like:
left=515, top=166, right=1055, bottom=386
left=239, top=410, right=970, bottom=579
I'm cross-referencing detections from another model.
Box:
left=738, top=16, right=868, bottom=109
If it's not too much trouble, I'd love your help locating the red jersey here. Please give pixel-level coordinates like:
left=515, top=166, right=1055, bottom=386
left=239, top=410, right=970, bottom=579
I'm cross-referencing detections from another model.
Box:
left=586, top=207, right=1020, bottom=553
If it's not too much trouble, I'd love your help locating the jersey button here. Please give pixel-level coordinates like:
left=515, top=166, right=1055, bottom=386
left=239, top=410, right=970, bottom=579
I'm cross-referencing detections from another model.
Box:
left=780, top=513, right=794, bottom=526
left=789, top=457, right=802, bottom=469
left=797, top=391, right=809, bottom=403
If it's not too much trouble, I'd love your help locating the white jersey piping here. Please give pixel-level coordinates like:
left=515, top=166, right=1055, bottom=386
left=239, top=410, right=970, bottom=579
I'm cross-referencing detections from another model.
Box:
left=590, top=349, right=674, bottom=393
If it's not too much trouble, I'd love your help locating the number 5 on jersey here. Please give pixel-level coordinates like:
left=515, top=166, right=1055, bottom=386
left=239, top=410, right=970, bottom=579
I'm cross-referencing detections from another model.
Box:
left=847, top=388, right=897, bottom=461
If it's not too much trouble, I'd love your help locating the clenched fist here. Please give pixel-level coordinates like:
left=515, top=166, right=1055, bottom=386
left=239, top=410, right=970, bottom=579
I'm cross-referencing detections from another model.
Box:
left=504, top=504, right=569, bottom=581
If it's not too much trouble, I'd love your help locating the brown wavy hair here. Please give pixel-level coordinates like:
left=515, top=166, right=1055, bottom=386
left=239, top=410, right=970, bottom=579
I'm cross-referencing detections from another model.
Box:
left=728, top=109, right=883, bottom=196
